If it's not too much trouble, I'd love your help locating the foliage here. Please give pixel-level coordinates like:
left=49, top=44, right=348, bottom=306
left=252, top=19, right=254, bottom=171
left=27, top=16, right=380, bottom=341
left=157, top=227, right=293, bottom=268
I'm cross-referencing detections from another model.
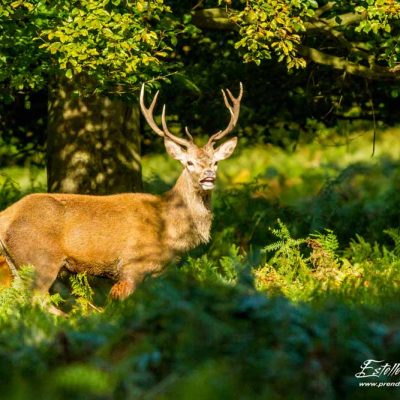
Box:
left=230, top=0, right=313, bottom=68
left=3, top=0, right=400, bottom=170
left=0, top=130, right=400, bottom=397
left=69, top=273, right=98, bottom=315
left=0, top=170, right=44, bottom=209
left=38, top=0, right=183, bottom=93
left=0, top=0, right=190, bottom=99
left=256, top=223, right=400, bottom=306
left=0, top=173, right=21, bottom=210
left=217, top=0, right=400, bottom=78
left=2, top=0, right=400, bottom=101
left=0, top=244, right=400, bottom=398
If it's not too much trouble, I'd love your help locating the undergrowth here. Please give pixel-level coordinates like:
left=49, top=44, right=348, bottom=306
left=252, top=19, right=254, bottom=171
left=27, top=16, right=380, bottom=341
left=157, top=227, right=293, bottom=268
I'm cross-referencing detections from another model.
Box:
left=1, top=131, right=400, bottom=398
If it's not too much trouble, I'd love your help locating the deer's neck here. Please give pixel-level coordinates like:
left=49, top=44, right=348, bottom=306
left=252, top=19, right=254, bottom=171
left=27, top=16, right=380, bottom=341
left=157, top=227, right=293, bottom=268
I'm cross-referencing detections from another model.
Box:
left=163, top=169, right=213, bottom=251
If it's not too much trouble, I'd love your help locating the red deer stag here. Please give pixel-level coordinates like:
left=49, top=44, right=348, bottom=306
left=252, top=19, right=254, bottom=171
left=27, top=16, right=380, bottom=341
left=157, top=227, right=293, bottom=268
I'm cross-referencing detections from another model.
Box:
left=0, top=83, right=243, bottom=299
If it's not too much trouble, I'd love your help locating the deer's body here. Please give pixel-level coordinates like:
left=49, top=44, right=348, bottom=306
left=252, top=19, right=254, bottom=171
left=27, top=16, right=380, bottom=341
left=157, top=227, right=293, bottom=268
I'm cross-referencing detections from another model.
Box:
left=0, top=83, right=242, bottom=299
left=0, top=169, right=212, bottom=297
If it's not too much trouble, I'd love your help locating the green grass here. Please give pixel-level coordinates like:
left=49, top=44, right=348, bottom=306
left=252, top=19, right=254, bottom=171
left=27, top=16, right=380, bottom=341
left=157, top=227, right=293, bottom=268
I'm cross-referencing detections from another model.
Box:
left=1, top=127, right=400, bottom=398
left=0, top=165, right=45, bottom=191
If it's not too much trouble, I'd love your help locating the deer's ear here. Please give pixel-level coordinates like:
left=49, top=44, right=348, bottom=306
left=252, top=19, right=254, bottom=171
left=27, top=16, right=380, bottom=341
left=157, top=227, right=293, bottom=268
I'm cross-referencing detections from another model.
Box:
left=164, top=138, right=187, bottom=163
left=213, top=137, right=238, bottom=162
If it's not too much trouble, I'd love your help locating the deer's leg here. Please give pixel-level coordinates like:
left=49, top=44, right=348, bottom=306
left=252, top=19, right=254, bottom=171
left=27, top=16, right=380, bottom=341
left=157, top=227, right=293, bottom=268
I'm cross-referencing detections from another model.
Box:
left=109, top=264, right=154, bottom=300
left=1, top=222, right=63, bottom=288
left=109, top=279, right=135, bottom=300
left=30, top=255, right=68, bottom=316
left=34, top=263, right=63, bottom=293
left=9, top=248, right=67, bottom=315
left=12, top=247, right=65, bottom=293
left=0, top=256, right=13, bottom=288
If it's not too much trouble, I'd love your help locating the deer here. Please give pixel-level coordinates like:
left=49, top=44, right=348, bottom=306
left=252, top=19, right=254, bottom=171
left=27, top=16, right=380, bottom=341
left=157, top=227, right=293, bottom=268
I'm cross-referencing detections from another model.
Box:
left=0, top=83, right=243, bottom=301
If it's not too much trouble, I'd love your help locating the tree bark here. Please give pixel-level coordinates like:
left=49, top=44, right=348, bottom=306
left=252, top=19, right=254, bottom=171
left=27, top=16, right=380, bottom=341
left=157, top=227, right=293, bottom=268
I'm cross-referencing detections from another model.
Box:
left=47, top=78, right=142, bottom=194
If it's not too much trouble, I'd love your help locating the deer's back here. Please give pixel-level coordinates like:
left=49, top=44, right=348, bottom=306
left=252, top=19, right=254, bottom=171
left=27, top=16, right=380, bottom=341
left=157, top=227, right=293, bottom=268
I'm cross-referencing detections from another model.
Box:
left=0, top=192, right=169, bottom=267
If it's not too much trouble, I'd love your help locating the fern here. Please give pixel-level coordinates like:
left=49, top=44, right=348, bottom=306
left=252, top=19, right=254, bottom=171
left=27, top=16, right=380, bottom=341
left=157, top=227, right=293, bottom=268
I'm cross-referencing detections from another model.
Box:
left=219, top=245, right=243, bottom=283
left=262, top=220, right=309, bottom=288
left=70, top=273, right=97, bottom=314
left=384, top=228, right=400, bottom=256
left=263, top=219, right=306, bottom=263
left=263, top=219, right=306, bottom=255
left=0, top=266, right=36, bottom=321
left=343, top=234, right=380, bottom=263
left=309, top=229, right=339, bottom=255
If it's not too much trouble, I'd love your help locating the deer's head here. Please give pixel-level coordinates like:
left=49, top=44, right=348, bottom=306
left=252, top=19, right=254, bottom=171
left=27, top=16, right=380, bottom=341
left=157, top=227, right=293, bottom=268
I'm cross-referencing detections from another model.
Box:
left=140, top=83, right=243, bottom=191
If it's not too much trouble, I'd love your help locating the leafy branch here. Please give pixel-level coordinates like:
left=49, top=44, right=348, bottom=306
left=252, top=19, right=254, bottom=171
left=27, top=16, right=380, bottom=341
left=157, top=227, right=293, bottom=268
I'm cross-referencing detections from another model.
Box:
left=192, top=1, right=400, bottom=80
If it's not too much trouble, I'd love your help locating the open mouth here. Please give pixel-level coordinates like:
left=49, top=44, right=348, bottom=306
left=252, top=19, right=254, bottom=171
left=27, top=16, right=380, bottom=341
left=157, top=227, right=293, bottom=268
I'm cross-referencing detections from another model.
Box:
left=200, top=177, right=215, bottom=190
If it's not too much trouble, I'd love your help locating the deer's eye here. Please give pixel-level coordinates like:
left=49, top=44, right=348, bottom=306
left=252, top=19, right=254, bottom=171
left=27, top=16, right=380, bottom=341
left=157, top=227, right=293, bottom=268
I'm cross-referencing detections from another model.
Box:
left=187, top=161, right=194, bottom=166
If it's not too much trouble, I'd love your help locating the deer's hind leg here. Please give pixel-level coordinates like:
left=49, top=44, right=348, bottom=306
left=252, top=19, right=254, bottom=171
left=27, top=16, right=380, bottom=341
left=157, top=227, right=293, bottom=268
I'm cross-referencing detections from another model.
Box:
left=1, top=240, right=66, bottom=315
left=30, top=254, right=66, bottom=294
left=0, top=256, right=13, bottom=288
left=7, top=238, right=66, bottom=294
left=21, top=251, right=67, bottom=316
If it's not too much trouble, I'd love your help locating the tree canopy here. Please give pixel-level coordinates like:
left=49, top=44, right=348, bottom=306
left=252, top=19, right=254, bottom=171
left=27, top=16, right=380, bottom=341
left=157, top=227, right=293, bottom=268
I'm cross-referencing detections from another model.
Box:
left=0, top=0, right=187, bottom=98
left=1, top=0, right=400, bottom=165
left=3, top=0, right=400, bottom=97
left=194, top=0, right=400, bottom=80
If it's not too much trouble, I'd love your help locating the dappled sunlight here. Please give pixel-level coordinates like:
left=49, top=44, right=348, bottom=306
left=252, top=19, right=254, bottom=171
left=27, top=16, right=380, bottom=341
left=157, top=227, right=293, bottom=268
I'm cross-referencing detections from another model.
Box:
left=47, top=80, right=142, bottom=195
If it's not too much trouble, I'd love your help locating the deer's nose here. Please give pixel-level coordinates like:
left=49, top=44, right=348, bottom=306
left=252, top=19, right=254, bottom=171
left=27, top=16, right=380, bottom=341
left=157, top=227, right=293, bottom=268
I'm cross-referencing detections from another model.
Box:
left=204, top=170, right=216, bottom=178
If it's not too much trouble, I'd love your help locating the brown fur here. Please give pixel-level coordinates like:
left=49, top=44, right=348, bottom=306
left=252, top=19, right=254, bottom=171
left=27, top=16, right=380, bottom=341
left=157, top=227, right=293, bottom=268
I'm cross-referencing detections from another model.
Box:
left=0, top=256, right=12, bottom=288
left=0, top=167, right=214, bottom=299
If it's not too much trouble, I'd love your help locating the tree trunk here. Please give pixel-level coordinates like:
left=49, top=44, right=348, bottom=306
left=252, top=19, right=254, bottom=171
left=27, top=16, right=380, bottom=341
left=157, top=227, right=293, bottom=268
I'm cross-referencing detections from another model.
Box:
left=47, top=78, right=142, bottom=195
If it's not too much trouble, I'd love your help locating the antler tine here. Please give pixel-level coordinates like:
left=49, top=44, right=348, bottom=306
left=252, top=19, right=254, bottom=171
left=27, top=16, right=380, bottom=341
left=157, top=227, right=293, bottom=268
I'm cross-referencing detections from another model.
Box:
left=207, top=82, right=243, bottom=146
left=221, top=89, right=232, bottom=112
left=140, top=84, right=164, bottom=138
left=140, top=84, right=191, bottom=148
left=185, top=126, right=194, bottom=141
left=161, top=105, right=191, bottom=147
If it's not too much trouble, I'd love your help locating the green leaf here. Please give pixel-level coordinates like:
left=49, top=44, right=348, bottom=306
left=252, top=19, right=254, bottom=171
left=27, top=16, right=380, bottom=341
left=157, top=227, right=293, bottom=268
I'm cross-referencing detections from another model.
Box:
left=308, top=0, right=318, bottom=8
left=65, top=69, right=73, bottom=79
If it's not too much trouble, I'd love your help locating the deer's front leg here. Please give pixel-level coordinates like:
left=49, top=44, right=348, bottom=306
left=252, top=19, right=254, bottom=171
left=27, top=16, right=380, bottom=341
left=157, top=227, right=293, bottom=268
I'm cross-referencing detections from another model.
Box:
left=109, top=264, right=154, bottom=300
left=109, top=279, right=136, bottom=300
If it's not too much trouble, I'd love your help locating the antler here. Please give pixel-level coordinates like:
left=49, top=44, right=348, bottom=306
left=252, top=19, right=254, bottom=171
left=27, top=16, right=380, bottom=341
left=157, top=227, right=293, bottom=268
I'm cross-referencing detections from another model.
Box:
left=140, top=84, right=192, bottom=148
left=207, top=82, right=243, bottom=147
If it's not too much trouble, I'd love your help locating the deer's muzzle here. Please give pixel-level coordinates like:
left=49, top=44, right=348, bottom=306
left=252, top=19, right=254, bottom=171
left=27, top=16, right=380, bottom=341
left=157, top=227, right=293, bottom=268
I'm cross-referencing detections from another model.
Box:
left=200, top=170, right=216, bottom=190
